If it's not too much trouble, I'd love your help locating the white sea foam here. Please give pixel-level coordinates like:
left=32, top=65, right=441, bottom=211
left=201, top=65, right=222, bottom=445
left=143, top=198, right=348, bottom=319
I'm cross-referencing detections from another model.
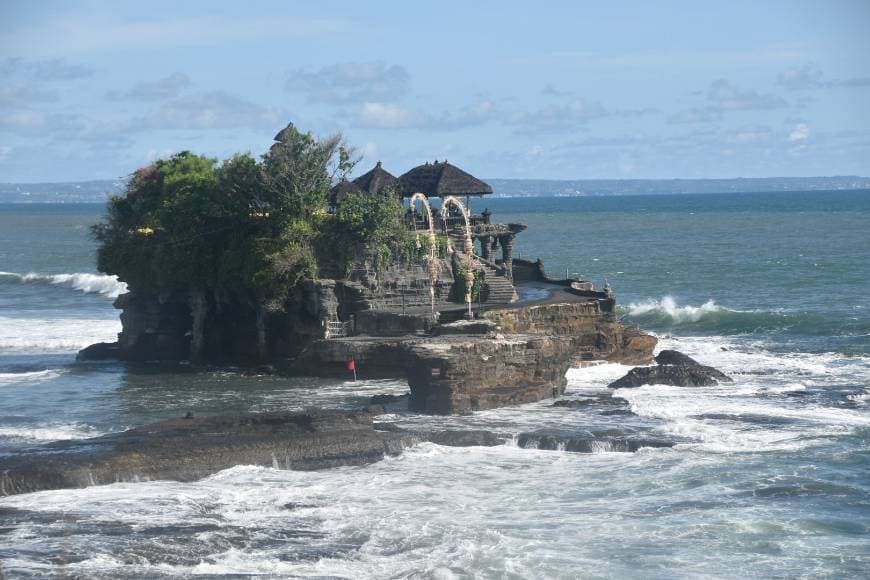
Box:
left=0, top=369, right=63, bottom=385
left=0, top=270, right=127, bottom=298
left=0, top=422, right=100, bottom=441
left=0, top=316, right=121, bottom=353
left=626, top=296, right=731, bottom=322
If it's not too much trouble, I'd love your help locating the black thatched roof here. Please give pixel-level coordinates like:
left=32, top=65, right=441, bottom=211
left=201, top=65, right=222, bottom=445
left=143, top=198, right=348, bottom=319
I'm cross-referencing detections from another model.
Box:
left=328, top=179, right=363, bottom=206
left=353, top=161, right=399, bottom=194
left=399, top=161, right=493, bottom=198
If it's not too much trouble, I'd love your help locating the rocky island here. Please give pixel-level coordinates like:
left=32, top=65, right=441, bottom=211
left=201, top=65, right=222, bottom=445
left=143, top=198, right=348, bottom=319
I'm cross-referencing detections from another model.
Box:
left=79, top=123, right=655, bottom=414
left=2, top=123, right=664, bottom=496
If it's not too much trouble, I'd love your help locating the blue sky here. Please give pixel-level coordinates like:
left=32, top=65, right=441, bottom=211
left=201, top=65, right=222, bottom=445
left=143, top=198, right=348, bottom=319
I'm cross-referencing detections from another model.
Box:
left=1, top=1, right=869, bottom=182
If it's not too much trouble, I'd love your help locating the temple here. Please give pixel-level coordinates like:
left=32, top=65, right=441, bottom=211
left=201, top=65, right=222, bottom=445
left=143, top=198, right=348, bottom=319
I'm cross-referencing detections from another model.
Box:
left=329, top=160, right=526, bottom=308
left=83, top=143, right=655, bottom=415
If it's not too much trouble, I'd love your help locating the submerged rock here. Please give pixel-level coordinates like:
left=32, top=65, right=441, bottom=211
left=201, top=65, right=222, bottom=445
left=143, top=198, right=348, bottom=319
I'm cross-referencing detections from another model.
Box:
left=422, top=430, right=505, bottom=447
left=368, top=393, right=410, bottom=406
left=608, top=349, right=732, bottom=388
left=76, top=341, right=121, bottom=361
left=516, top=431, right=673, bottom=453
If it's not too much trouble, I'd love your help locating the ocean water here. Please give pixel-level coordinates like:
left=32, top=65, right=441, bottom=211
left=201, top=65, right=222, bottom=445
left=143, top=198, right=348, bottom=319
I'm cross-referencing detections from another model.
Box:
left=0, top=192, right=868, bottom=579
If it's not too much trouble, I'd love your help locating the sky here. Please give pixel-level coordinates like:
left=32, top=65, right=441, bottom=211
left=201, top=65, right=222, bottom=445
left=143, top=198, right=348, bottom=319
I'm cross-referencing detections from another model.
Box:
left=1, top=1, right=869, bottom=182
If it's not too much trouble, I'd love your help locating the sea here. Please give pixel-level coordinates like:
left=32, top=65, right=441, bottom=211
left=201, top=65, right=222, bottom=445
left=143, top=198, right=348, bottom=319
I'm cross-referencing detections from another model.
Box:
left=0, top=190, right=868, bottom=579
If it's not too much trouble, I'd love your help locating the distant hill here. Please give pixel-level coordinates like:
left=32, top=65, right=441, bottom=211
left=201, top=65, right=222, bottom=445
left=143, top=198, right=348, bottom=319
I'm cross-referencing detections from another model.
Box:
left=2, top=176, right=869, bottom=203
left=486, top=176, right=870, bottom=197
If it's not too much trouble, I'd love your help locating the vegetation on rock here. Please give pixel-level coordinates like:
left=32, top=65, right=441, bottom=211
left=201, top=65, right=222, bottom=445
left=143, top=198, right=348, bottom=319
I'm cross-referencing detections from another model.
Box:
left=92, top=123, right=415, bottom=361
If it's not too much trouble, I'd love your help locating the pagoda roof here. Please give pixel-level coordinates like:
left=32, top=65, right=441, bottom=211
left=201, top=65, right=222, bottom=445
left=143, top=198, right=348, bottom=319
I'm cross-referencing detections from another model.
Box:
left=352, top=161, right=400, bottom=194
left=399, top=161, right=493, bottom=198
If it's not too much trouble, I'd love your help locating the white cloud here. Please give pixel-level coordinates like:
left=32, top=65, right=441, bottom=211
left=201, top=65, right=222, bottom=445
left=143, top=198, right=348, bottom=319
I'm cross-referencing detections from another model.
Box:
left=0, top=112, right=50, bottom=133
left=0, top=83, right=57, bottom=107
left=732, top=130, right=771, bottom=144
left=707, top=79, right=786, bottom=111
left=507, top=98, right=608, bottom=133
left=138, top=91, right=285, bottom=130
left=106, top=72, right=191, bottom=101
left=527, top=144, right=544, bottom=157
left=788, top=123, right=810, bottom=142
left=778, top=63, right=870, bottom=90
left=0, top=57, right=94, bottom=81
left=356, top=102, right=417, bottom=129
left=0, top=146, right=12, bottom=161
left=287, top=62, right=410, bottom=105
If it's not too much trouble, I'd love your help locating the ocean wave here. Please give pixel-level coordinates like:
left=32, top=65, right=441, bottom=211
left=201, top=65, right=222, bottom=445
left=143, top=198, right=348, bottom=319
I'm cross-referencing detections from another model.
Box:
left=0, top=316, right=121, bottom=353
left=621, top=296, right=864, bottom=338
left=0, top=422, right=101, bottom=442
left=625, top=296, right=731, bottom=323
left=0, top=271, right=127, bottom=298
left=0, top=369, right=63, bottom=385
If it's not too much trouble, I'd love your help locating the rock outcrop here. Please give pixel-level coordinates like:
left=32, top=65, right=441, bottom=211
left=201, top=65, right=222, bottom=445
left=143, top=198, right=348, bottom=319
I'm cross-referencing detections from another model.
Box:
left=609, top=349, right=732, bottom=389
left=406, top=334, right=574, bottom=414
left=0, top=410, right=413, bottom=497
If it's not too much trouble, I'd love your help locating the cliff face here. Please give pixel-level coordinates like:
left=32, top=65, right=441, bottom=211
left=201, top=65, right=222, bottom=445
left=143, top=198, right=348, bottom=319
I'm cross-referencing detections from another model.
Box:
left=82, top=256, right=656, bottom=415
left=289, top=299, right=656, bottom=415
left=405, top=335, right=574, bottom=414
left=99, top=255, right=455, bottom=364
left=401, top=302, right=655, bottom=414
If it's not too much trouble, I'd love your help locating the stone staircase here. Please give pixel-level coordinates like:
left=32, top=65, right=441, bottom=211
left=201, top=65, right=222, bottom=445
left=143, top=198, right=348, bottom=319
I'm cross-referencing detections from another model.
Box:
left=444, top=226, right=517, bottom=305
left=481, top=264, right=517, bottom=304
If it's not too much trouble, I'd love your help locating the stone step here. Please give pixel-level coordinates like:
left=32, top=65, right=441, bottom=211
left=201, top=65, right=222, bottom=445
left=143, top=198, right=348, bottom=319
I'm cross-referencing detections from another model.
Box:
left=481, top=265, right=516, bottom=304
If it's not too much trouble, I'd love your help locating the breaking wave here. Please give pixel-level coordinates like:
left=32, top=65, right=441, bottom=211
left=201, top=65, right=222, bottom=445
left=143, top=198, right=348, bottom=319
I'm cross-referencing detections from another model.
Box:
left=0, top=422, right=101, bottom=442
left=621, top=296, right=864, bottom=338
left=626, top=296, right=729, bottom=323
left=0, top=271, right=127, bottom=298
left=0, top=316, right=121, bottom=353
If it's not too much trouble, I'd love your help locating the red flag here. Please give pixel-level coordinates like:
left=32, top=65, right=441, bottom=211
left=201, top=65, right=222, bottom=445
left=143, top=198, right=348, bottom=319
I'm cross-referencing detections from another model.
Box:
left=347, top=359, right=356, bottom=371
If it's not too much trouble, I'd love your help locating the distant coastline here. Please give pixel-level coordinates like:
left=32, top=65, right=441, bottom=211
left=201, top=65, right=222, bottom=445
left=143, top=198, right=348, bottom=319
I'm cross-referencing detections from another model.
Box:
left=1, top=175, right=869, bottom=203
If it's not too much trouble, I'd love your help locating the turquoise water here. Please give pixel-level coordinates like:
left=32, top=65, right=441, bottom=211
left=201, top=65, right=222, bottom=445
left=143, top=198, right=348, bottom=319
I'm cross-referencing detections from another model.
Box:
left=0, top=192, right=869, bottom=578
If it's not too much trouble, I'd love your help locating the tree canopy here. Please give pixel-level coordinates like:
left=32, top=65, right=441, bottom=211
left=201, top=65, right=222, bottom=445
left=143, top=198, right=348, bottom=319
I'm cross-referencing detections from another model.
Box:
left=93, top=123, right=407, bottom=311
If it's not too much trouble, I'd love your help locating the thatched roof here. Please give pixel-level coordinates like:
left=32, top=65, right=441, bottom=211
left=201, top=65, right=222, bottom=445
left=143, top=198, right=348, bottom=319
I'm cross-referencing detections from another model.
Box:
left=353, top=161, right=399, bottom=194
left=399, top=161, right=493, bottom=198
left=328, top=179, right=363, bottom=206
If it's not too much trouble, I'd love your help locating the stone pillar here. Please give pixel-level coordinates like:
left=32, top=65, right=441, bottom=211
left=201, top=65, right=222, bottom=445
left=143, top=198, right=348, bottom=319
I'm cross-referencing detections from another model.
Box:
left=499, top=234, right=515, bottom=279
left=480, top=235, right=493, bottom=261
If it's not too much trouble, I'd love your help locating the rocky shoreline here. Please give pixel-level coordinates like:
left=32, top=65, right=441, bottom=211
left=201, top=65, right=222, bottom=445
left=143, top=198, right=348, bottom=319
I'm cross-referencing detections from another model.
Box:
left=0, top=407, right=677, bottom=497
left=82, top=276, right=657, bottom=415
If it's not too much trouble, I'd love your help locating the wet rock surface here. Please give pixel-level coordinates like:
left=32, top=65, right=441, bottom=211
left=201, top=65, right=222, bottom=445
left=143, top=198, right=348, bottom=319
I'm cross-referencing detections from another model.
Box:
left=516, top=430, right=674, bottom=453
left=609, top=349, right=732, bottom=388
left=0, top=410, right=413, bottom=497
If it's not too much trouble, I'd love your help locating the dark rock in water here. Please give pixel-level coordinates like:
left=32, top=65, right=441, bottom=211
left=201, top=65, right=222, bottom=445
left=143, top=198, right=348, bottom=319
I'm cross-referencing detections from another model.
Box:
left=368, top=393, right=410, bottom=406
left=551, top=398, right=599, bottom=408
left=552, top=395, right=629, bottom=409
left=654, top=349, right=699, bottom=366
left=608, top=349, right=732, bottom=388
left=516, top=431, right=673, bottom=453
left=0, top=410, right=414, bottom=497
left=76, top=341, right=121, bottom=361
left=600, top=409, right=636, bottom=416
left=282, top=502, right=316, bottom=510
left=695, top=413, right=798, bottom=426
left=423, top=430, right=505, bottom=447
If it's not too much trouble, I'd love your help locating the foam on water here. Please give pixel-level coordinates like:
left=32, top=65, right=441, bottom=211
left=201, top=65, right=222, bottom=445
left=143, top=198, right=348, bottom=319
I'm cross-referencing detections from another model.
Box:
left=2, top=440, right=867, bottom=579
left=626, top=296, right=730, bottom=323
left=0, top=369, right=63, bottom=385
left=0, top=271, right=127, bottom=298
left=605, top=335, right=870, bottom=453
left=0, top=316, right=121, bottom=353
left=0, top=422, right=101, bottom=441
